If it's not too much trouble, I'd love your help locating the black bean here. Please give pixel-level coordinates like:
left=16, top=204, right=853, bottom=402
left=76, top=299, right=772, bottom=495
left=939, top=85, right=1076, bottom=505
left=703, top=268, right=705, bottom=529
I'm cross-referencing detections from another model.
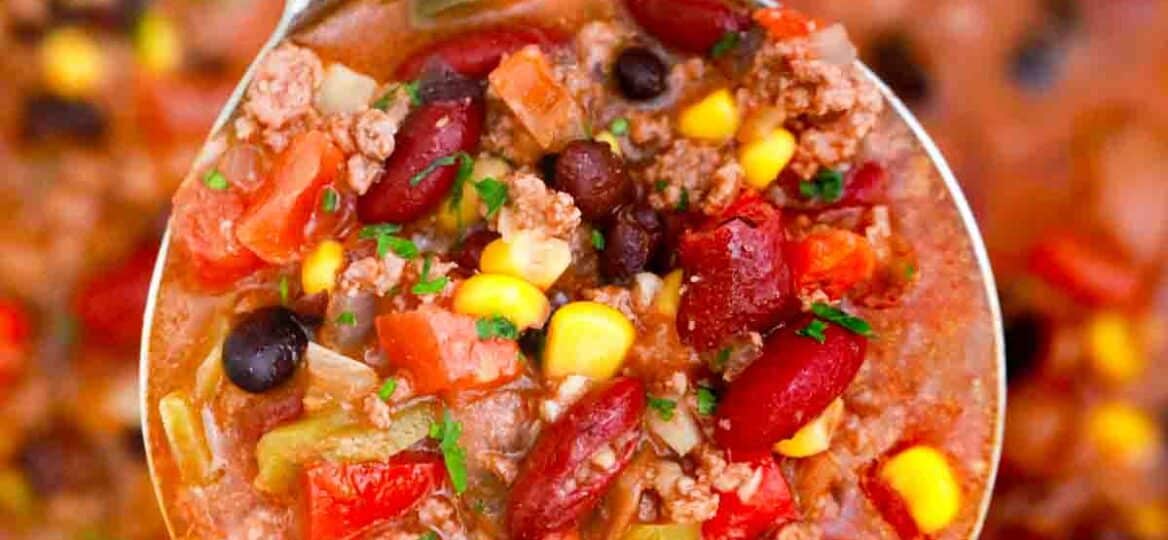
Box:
left=538, top=153, right=559, bottom=184
left=614, top=46, right=668, bottom=101
left=1010, top=28, right=1066, bottom=91
left=18, top=422, right=107, bottom=495
left=518, top=328, right=546, bottom=363
left=1004, top=311, right=1046, bottom=384
left=22, top=94, right=107, bottom=142
left=554, top=140, right=633, bottom=222
left=601, top=205, right=664, bottom=280
left=864, top=31, right=930, bottom=106
left=222, top=307, right=308, bottom=393
left=418, top=62, right=486, bottom=104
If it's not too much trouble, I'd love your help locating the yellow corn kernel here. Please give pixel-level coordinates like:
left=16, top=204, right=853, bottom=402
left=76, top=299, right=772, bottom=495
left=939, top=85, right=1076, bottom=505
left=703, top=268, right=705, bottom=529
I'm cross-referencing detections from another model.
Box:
left=879, top=445, right=962, bottom=534
left=595, top=131, right=622, bottom=156
left=136, top=9, right=182, bottom=75
left=41, top=27, right=105, bottom=99
left=0, top=468, right=34, bottom=517
left=479, top=232, right=571, bottom=290
left=654, top=269, right=684, bottom=318
left=1086, top=312, right=1144, bottom=384
left=1087, top=401, right=1160, bottom=467
left=678, top=88, right=740, bottom=143
left=453, top=273, right=550, bottom=329
left=436, top=156, right=510, bottom=232
left=543, top=301, right=635, bottom=380
left=1127, top=501, right=1167, bottom=540
left=301, top=240, right=345, bottom=295
left=775, top=398, right=845, bottom=458
left=739, top=128, right=797, bottom=189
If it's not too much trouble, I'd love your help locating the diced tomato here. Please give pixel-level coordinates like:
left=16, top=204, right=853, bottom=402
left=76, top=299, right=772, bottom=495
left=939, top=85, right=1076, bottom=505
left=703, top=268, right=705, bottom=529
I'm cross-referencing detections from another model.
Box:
left=0, top=299, right=31, bottom=386
left=236, top=131, right=343, bottom=264
left=171, top=176, right=265, bottom=290
left=752, top=7, right=822, bottom=40
left=702, top=451, right=796, bottom=540
left=1028, top=230, right=1139, bottom=306
left=488, top=47, right=586, bottom=151
left=376, top=305, right=522, bottom=395
left=73, top=244, right=157, bottom=349
left=302, top=452, right=444, bottom=540
left=788, top=228, right=877, bottom=299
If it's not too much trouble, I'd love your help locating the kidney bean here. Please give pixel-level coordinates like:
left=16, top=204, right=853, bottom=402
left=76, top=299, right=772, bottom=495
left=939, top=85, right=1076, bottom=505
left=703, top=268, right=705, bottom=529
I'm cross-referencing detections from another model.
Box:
left=834, top=161, right=889, bottom=207
left=508, top=377, right=646, bottom=540
left=553, top=140, right=633, bottom=222
left=452, top=229, right=501, bottom=271
left=714, top=317, right=867, bottom=453
left=601, top=205, right=663, bottom=280
left=625, top=0, right=752, bottom=55
left=676, top=194, right=797, bottom=351
left=356, top=99, right=484, bottom=224
left=396, top=27, right=559, bottom=80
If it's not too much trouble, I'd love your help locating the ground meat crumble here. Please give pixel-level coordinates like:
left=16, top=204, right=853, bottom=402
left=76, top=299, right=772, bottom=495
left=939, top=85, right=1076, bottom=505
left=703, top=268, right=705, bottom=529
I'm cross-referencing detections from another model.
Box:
left=491, top=172, right=582, bottom=241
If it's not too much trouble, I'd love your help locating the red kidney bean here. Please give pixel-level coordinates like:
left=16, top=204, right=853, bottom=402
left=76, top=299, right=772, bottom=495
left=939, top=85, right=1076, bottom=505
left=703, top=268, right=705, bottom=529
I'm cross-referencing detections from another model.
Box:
left=834, top=161, right=888, bottom=207
left=396, top=27, right=559, bottom=80
left=553, top=140, right=633, bottom=222
left=356, top=99, right=484, bottom=224
left=601, top=205, right=663, bottom=280
left=508, top=377, right=646, bottom=540
left=452, top=229, right=500, bottom=271
left=676, top=194, right=797, bottom=351
left=714, top=317, right=867, bottom=453
left=625, top=0, right=752, bottom=55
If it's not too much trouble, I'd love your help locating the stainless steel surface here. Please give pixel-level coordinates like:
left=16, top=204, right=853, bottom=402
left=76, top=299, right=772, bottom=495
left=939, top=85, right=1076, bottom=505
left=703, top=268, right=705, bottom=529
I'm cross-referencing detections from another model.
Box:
left=139, top=2, right=1006, bottom=536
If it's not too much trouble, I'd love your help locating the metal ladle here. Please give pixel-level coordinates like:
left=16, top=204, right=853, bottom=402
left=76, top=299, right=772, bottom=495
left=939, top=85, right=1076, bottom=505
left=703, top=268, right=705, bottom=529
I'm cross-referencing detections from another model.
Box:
left=141, top=0, right=1005, bottom=537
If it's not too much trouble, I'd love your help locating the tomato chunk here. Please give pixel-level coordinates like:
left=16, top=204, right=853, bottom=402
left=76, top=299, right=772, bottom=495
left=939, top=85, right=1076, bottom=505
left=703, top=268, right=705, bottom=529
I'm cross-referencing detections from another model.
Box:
left=753, top=7, right=822, bottom=40
left=302, top=452, right=443, bottom=540
left=1028, top=230, right=1139, bottom=306
left=376, top=305, right=522, bottom=395
left=73, top=243, right=157, bottom=349
left=171, top=176, right=264, bottom=289
left=237, top=131, right=343, bottom=264
left=702, top=451, right=796, bottom=540
left=788, top=228, right=876, bottom=299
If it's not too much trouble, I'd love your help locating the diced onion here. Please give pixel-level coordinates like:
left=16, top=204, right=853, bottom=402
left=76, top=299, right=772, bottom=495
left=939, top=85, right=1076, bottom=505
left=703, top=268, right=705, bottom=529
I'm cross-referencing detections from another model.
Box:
left=315, top=63, right=378, bottom=115
left=304, top=342, right=379, bottom=411
left=648, top=404, right=702, bottom=456
left=159, top=391, right=216, bottom=485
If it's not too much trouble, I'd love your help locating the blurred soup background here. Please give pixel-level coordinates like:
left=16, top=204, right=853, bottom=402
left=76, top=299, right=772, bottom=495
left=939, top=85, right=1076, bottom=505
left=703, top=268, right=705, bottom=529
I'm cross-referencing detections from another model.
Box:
left=0, top=0, right=1163, bottom=538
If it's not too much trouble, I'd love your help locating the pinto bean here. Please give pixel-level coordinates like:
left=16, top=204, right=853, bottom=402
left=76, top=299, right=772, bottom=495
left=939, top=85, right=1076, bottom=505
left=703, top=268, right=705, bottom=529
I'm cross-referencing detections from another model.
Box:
left=508, top=377, right=646, bottom=540
left=396, top=27, right=559, bottom=80
left=625, top=0, right=752, bottom=55
left=356, top=99, right=484, bottom=224
left=714, top=318, right=867, bottom=452
left=553, top=140, right=632, bottom=222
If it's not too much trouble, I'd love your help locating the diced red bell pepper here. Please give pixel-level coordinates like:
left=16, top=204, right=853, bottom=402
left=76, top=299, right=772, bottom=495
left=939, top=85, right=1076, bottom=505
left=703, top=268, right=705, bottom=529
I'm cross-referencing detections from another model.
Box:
left=376, top=305, right=522, bottom=396
left=788, top=228, right=876, bottom=299
left=702, top=451, right=797, bottom=540
left=1028, top=231, right=1140, bottom=307
left=237, top=131, right=343, bottom=265
left=171, top=175, right=265, bottom=290
left=395, top=27, right=560, bottom=80
left=302, top=452, right=444, bottom=540
left=72, top=244, right=157, bottom=349
left=752, top=7, right=822, bottom=40
left=676, top=193, right=797, bottom=351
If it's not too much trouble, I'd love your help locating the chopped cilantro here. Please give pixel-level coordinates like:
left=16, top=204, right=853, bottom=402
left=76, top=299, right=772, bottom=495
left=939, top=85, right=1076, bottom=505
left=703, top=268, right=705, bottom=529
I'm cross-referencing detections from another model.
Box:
left=410, top=151, right=472, bottom=187
left=472, top=499, right=487, bottom=513
left=377, top=378, right=397, bottom=401
left=654, top=179, right=669, bottom=192
left=203, top=169, right=228, bottom=190
left=810, top=302, right=873, bottom=337
left=903, top=262, right=917, bottom=279
left=474, top=177, right=509, bottom=218
left=411, top=257, right=449, bottom=295
left=677, top=187, right=690, bottom=211
left=476, top=315, right=519, bottom=341
left=712, top=347, right=731, bottom=371
left=429, top=410, right=468, bottom=494
left=447, top=153, right=478, bottom=213
left=795, top=318, right=828, bottom=344
left=321, top=186, right=339, bottom=213
left=696, top=387, right=718, bottom=416
left=609, top=117, right=630, bottom=136
left=711, top=31, right=741, bottom=58
left=335, top=311, right=357, bottom=326
left=590, top=229, right=606, bottom=250
left=277, top=275, right=290, bottom=305
left=361, top=223, right=416, bottom=260
left=359, top=223, right=402, bottom=238
left=419, top=531, right=439, bottom=540
left=798, top=168, right=844, bottom=203
left=371, top=91, right=392, bottom=111
left=404, top=80, right=422, bottom=106
left=647, top=396, right=677, bottom=421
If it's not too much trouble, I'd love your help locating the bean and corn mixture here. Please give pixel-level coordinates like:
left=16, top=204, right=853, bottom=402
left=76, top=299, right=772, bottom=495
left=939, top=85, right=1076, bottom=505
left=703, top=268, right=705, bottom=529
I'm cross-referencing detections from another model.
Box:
left=146, top=0, right=999, bottom=538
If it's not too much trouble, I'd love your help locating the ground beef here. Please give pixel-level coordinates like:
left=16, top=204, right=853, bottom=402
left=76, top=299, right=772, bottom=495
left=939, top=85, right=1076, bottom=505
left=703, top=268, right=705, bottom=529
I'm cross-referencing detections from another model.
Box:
left=774, top=522, right=825, bottom=540
left=324, top=113, right=357, bottom=154
left=492, top=172, right=581, bottom=241
left=244, top=44, right=323, bottom=130
left=354, top=97, right=408, bottom=160
left=740, top=31, right=883, bottom=178
left=482, top=98, right=544, bottom=166
left=647, top=460, right=719, bottom=523
left=694, top=444, right=757, bottom=495
left=626, top=110, right=674, bottom=154
left=640, top=139, right=733, bottom=214
left=702, top=160, right=744, bottom=215
left=346, top=154, right=382, bottom=195
left=339, top=254, right=406, bottom=296
left=417, top=496, right=467, bottom=540
left=539, top=375, right=592, bottom=423
left=583, top=286, right=637, bottom=322
left=454, top=390, right=538, bottom=483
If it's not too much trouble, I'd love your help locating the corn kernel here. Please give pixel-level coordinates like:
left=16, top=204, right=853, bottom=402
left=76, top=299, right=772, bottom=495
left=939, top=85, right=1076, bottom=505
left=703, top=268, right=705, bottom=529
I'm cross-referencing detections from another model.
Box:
left=1087, top=401, right=1160, bottom=467
left=136, top=9, right=182, bottom=75
left=1086, top=312, right=1144, bottom=384
left=655, top=269, right=684, bottom=318
left=543, top=301, right=635, bottom=380
left=453, top=273, right=550, bottom=330
left=436, top=156, right=510, bottom=232
left=0, top=468, right=33, bottom=517
left=678, top=88, right=740, bottom=143
left=595, top=131, right=622, bottom=156
left=301, top=240, right=345, bottom=295
left=775, top=398, right=844, bottom=458
left=879, top=445, right=962, bottom=534
left=479, top=232, right=571, bottom=290
left=739, top=128, right=796, bottom=189
left=41, top=27, right=105, bottom=99
left=1127, top=502, right=1167, bottom=540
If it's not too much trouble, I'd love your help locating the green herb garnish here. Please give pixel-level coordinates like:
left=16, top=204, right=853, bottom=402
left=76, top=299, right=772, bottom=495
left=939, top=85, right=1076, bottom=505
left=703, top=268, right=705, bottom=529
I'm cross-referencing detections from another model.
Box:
left=410, top=151, right=472, bottom=187
left=476, top=315, right=519, bottom=341
left=712, top=347, right=731, bottom=371
left=203, top=169, right=228, bottom=190
left=648, top=396, right=677, bottom=421
left=447, top=154, right=478, bottom=213
left=677, top=187, right=690, bottom=211
left=404, top=80, right=422, bottom=106
left=335, top=311, right=357, bottom=326
left=474, top=177, right=508, bottom=218
left=429, top=410, right=468, bottom=494
left=411, top=257, right=449, bottom=295
left=419, top=531, right=439, bottom=540
left=696, top=387, right=718, bottom=416
left=799, top=169, right=844, bottom=203
left=711, top=31, right=741, bottom=58
left=277, top=275, right=290, bottom=305
left=609, top=117, right=630, bottom=136
left=360, top=223, right=416, bottom=259
left=321, top=186, right=339, bottom=213
left=810, top=302, right=873, bottom=337
left=795, top=318, right=829, bottom=344
left=654, top=179, right=669, bottom=192
left=590, top=229, right=606, bottom=250
left=377, top=378, right=397, bottom=401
